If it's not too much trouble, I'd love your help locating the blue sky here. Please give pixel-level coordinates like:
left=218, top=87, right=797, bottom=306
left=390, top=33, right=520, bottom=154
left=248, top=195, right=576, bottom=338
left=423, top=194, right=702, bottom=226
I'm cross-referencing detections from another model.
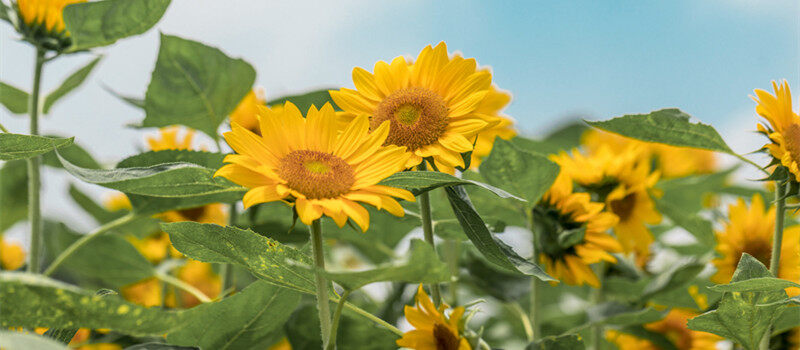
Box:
left=0, top=0, right=798, bottom=232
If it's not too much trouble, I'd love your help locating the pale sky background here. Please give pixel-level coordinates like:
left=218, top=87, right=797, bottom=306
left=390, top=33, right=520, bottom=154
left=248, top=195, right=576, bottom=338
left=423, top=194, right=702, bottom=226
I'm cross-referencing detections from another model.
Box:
left=1, top=0, right=799, bottom=238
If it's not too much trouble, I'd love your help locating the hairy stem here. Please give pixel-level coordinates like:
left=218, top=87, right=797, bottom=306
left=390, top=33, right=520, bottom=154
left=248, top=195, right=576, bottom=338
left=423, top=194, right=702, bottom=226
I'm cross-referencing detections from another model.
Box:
left=418, top=161, right=442, bottom=306
left=327, top=289, right=351, bottom=350
left=310, top=219, right=332, bottom=348
left=26, top=47, right=45, bottom=273
left=44, top=213, right=137, bottom=276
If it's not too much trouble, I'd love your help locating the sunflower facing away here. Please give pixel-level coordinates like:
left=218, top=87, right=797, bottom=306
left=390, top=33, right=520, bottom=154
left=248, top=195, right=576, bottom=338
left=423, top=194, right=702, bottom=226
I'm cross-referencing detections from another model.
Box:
left=230, top=87, right=267, bottom=135
left=712, top=194, right=800, bottom=295
left=553, top=144, right=661, bottom=264
left=755, top=80, right=800, bottom=181
left=606, top=309, right=720, bottom=350
left=15, top=0, right=86, bottom=47
left=215, top=101, right=415, bottom=231
left=469, top=86, right=516, bottom=168
left=397, top=285, right=471, bottom=350
left=330, top=42, right=496, bottom=171
left=534, top=170, right=622, bottom=287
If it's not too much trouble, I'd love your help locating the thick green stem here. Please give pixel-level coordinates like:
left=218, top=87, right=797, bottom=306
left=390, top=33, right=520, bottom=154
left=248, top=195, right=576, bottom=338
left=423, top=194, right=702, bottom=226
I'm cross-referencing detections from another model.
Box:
left=327, top=289, right=351, bottom=350
left=760, top=181, right=787, bottom=350
left=156, top=272, right=211, bottom=303
left=220, top=203, right=237, bottom=291
left=591, top=264, right=606, bottom=350
left=445, top=239, right=460, bottom=305
left=310, top=220, right=332, bottom=348
left=417, top=162, right=442, bottom=306
left=44, top=213, right=137, bottom=276
left=527, top=210, right=541, bottom=341
left=26, top=48, right=45, bottom=273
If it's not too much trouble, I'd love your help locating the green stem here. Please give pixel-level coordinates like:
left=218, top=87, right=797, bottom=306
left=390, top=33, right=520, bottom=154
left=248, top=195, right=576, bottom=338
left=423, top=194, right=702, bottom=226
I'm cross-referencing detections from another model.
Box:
left=417, top=162, right=442, bottom=306
left=310, top=220, right=332, bottom=348
left=591, top=264, right=607, bottom=350
left=0, top=121, right=9, bottom=133
left=509, top=302, right=534, bottom=342
left=760, top=180, right=787, bottom=350
left=327, top=289, right=351, bottom=350
left=44, top=213, right=137, bottom=276
left=26, top=47, right=45, bottom=273
left=342, top=300, right=403, bottom=336
left=156, top=272, right=211, bottom=303
left=527, top=210, right=541, bottom=341
left=445, top=239, right=460, bottom=305
left=220, top=203, right=237, bottom=291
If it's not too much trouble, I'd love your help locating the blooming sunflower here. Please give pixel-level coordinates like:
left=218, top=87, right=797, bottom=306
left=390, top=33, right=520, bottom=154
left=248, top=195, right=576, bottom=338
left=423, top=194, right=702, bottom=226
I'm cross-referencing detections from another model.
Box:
left=1, top=238, right=26, bottom=270
left=15, top=0, right=86, bottom=48
left=230, top=87, right=267, bottom=135
left=469, top=86, right=516, bottom=168
left=215, top=101, right=414, bottom=232
left=330, top=42, right=495, bottom=170
left=553, top=145, right=661, bottom=264
left=397, top=285, right=471, bottom=350
left=535, top=170, right=622, bottom=287
left=606, top=309, right=720, bottom=350
left=754, top=80, right=800, bottom=181
left=712, top=194, right=800, bottom=295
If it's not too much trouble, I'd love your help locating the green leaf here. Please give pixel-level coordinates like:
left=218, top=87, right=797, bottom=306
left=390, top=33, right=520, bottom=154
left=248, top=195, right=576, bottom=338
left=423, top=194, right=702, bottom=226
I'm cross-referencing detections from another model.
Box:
left=444, top=185, right=554, bottom=281
left=285, top=303, right=397, bottom=350
left=586, top=108, right=733, bottom=153
left=586, top=302, right=668, bottom=327
left=311, top=239, right=450, bottom=290
left=0, top=134, right=73, bottom=161
left=267, top=89, right=338, bottom=112
left=42, top=137, right=102, bottom=169
left=103, top=85, right=145, bottom=109
left=0, top=160, right=28, bottom=232
left=479, top=138, right=560, bottom=206
left=166, top=281, right=300, bottom=350
left=708, top=277, right=800, bottom=293
left=527, top=334, right=584, bottom=350
left=63, top=0, right=170, bottom=51
left=322, top=206, right=418, bottom=263
left=162, top=222, right=317, bottom=295
left=124, top=344, right=198, bottom=350
left=68, top=184, right=121, bottom=224
left=653, top=198, right=715, bottom=247
left=42, top=328, right=78, bottom=345
left=143, top=34, right=256, bottom=139
left=511, top=121, right=588, bottom=155
left=687, top=254, right=789, bottom=350
left=463, top=252, right=530, bottom=302
left=0, top=272, right=184, bottom=336
left=657, top=168, right=734, bottom=214
left=43, top=57, right=102, bottom=114
left=0, top=331, right=68, bottom=350
left=640, top=259, right=704, bottom=300
left=379, top=170, right=522, bottom=200
left=57, top=149, right=245, bottom=198
left=0, top=81, right=29, bottom=114
left=55, top=233, right=154, bottom=288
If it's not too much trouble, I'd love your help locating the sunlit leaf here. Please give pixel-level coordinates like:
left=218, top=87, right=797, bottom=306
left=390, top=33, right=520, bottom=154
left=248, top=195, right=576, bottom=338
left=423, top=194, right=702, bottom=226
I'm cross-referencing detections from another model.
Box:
left=0, top=134, right=73, bottom=161
left=480, top=139, right=560, bottom=207
left=708, top=277, right=800, bottom=293
left=379, top=170, right=522, bottom=200
left=63, top=0, right=170, bottom=51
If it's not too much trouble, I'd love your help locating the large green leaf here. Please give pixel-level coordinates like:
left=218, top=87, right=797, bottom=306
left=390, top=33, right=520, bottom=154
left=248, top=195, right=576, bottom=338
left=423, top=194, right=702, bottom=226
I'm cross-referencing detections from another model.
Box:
left=124, top=344, right=198, bottom=350
left=0, top=134, right=73, bottom=161
left=63, top=0, right=170, bottom=51
left=267, top=89, right=338, bottom=112
left=512, top=121, right=588, bottom=156
left=480, top=139, right=560, bottom=207
left=586, top=302, right=668, bottom=327
left=0, top=81, right=29, bottom=114
left=379, top=170, right=522, bottom=200
left=42, top=137, right=102, bottom=169
left=654, top=198, right=715, bottom=247
left=463, top=252, right=530, bottom=302
left=166, top=281, right=299, bottom=350
left=657, top=168, right=735, bottom=214
left=0, top=160, right=27, bottom=232
left=445, top=186, right=554, bottom=281
left=640, top=259, right=704, bottom=301
left=54, top=234, right=154, bottom=288
left=0, top=272, right=184, bottom=336
left=708, top=277, right=800, bottom=293
left=143, top=34, right=256, bottom=139
left=285, top=303, right=397, bottom=350
left=687, top=254, right=789, bottom=350
left=586, top=108, right=733, bottom=153
left=0, top=331, right=67, bottom=350
left=43, top=57, right=102, bottom=114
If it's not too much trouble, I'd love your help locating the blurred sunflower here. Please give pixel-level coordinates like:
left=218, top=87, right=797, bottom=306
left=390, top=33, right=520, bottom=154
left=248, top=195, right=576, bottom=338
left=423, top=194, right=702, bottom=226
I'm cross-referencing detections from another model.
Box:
left=215, top=101, right=414, bottom=232
left=397, top=285, right=471, bottom=350
left=15, top=0, right=86, bottom=48
left=606, top=309, right=720, bottom=350
left=582, top=130, right=716, bottom=179
left=712, top=194, right=800, bottom=295
left=754, top=80, right=800, bottom=181
left=1, top=238, right=26, bottom=270
left=553, top=145, right=661, bottom=264
left=469, top=87, right=516, bottom=168
left=534, top=170, right=622, bottom=287
left=230, top=87, right=267, bottom=135
left=330, top=42, right=495, bottom=171
left=168, top=260, right=221, bottom=308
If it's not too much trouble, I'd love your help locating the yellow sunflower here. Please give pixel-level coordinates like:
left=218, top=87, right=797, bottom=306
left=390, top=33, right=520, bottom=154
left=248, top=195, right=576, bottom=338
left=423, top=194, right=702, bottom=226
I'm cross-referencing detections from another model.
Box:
left=397, top=285, right=471, bottom=350
left=16, top=0, right=85, bottom=35
left=146, top=126, right=198, bottom=151
left=535, top=170, right=622, bottom=287
left=582, top=130, right=716, bottom=179
left=1, top=238, right=26, bottom=270
left=553, top=145, right=661, bottom=264
left=606, top=309, right=720, bottom=350
left=712, top=194, right=800, bottom=295
left=470, top=86, right=516, bottom=168
left=230, top=87, right=267, bottom=135
left=215, top=101, right=415, bottom=232
left=754, top=80, right=800, bottom=181
left=330, top=42, right=495, bottom=171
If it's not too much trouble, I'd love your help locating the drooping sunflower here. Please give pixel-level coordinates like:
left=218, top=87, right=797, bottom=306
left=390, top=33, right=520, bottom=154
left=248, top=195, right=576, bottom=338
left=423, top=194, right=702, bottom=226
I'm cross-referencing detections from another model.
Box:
left=15, top=0, right=86, bottom=48
left=712, top=194, right=800, bottom=295
left=534, top=170, right=622, bottom=287
left=606, top=309, right=720, bottom=350
left=397, top=285, right=471, bottom=350
left=754, top=80, right=800, bottom=181
left=469, top=86, right=516, bottom=168
left=553, top=145, right=661, bottom=264
left=330, top=42, right=495, bottom=171
left=215, top=101, right=414, bottom=232
left=1, top=238, right=25, bottom=270
left=230, top=87, right=267, bottom=135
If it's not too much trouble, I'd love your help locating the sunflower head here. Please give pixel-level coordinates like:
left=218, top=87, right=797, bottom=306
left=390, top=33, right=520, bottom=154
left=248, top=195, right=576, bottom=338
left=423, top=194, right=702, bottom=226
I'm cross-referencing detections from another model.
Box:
left=754, top=80, right=800, bottom=181
left=606, top=309, right=721, bottom=350
left=396, top=285, right=471, bottom=350
left=534, top=170, right=621, bottom=287
left=121, top=277, right=163, bottom=307
left=331, top=42, right=496, bottom=171
left=470, top=87, right=516, bottom=168
left=14, top=0, right=86, bottom=50
left=215, top=101, right=415, bottom=232
left=230, top=88, right=267, bottom=135
left=146, top=126, right=197, bottom=151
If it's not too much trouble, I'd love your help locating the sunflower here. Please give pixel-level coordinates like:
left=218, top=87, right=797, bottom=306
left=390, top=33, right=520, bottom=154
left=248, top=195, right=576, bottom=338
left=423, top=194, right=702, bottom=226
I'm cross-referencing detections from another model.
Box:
left=168, top=260, right=221, bottom=308
left=230, top=87, right=267, bottom=135
left=535, top=170, right=622, bottom=287
left=553, top=145, right=661, bottom=264
left=15, top=0, right=86, bottom=48
left=215, top=101, right=414, bottom=232
left=712, top=194, right=800, bottom=295
left=146, top=126, right=197, bottom=151
left=470, top=87, right=516, bottom=168
left=1, top=238, right=25, bottom=270
left=754, top=80, right=800, bottom=181
left=397, top=285, right=471, bottom=350
left=582, top=130, right=716, bottom=179
left=606, top=309, right=720, bottom=350
left=330, top=42, right=495, bottom=171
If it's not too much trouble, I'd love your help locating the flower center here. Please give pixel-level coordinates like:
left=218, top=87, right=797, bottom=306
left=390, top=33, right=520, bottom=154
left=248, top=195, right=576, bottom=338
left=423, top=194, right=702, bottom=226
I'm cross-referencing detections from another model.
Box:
left=609, top=193, right=637, bottom=222
left=783, top=124, right=800, bottom=165
left=373, top=87, right=448, bottom=151
left=738, top=238, right=773, bottom=268
left=278, top=150, right=355, bottom=199
left=433, top=323, right=461, bottom=350
left=176, top=207, right=207, bottom=222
